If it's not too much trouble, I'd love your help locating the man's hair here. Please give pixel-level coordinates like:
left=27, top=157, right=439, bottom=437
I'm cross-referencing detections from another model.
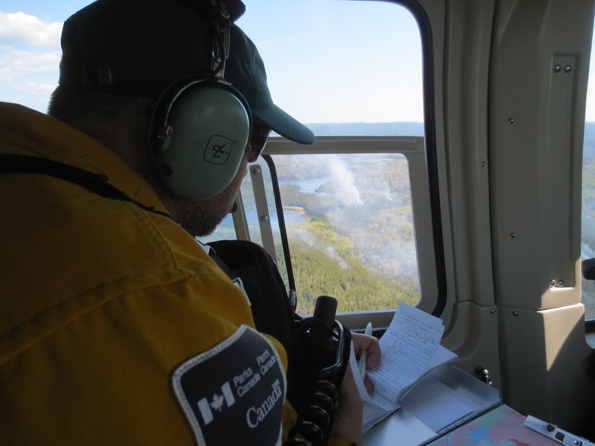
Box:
left=47, top=85, right=153, bottom=153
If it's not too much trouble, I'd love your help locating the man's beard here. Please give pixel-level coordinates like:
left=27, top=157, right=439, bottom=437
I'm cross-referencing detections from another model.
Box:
left=173, top=188, right=237, bottom=237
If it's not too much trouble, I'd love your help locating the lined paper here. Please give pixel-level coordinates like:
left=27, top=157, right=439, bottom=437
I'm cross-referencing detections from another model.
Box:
left=352, top=303, right=457, bottom=432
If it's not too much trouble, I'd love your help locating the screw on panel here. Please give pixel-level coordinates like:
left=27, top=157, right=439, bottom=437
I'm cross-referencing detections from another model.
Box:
left=481, top=162, right=486, bottom=167
left=512, top=311, right=519, bottom=317
left=564, top=65, right=572, bottom=73
left=252, top=167, right=261, bottom=175
left=508, top=118, right=515, bottom=124
left=260, top=215, right=269, bottom=222
left=550, top=279, right=556, bottom=287
left=474, top=365, right=493, bottom=386
left=510, top=233, right=516, bottom=238
left=558, top=280, right=564, bottom=286
left=554, top=64, right=562, bottom=73
left=491, top=309, right=496, bottom=314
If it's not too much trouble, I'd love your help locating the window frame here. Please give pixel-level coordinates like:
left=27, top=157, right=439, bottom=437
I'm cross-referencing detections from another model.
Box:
left=229, top=0, right=445, bottom=323
left=262, top=136, right=439, bottom=326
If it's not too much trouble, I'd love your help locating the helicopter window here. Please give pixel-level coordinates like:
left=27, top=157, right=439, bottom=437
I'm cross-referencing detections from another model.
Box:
left=582, top=27, right=595, bottom=322
left=206, top=0, right=441, bottom=318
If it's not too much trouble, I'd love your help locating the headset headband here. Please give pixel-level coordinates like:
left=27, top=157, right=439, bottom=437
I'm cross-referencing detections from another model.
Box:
left=209, top=0, right=231, bottom=77
left=147, top=0, right=252, bottom=201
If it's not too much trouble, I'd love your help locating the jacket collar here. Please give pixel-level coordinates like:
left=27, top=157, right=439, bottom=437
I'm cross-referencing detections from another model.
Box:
left=0, top=102, right=168, bottom=215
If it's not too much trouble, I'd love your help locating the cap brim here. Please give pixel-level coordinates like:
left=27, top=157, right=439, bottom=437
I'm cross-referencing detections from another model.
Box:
left=253, top=105, right=315, bottom=145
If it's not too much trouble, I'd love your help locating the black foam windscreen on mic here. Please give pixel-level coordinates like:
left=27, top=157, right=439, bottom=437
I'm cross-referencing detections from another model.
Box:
left=312, top=296, right=338, bottom=334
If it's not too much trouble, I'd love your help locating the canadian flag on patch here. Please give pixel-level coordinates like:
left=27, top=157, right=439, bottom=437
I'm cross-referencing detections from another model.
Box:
left=197, top=382, right=236, bottom=425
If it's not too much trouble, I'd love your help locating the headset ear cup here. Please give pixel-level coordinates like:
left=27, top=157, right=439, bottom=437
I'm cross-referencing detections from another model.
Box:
left=149, top=79, right=251, bottom=200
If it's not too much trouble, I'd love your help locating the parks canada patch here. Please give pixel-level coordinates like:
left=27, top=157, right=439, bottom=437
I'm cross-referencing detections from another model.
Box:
left=172, top=325, right=286, bottom=446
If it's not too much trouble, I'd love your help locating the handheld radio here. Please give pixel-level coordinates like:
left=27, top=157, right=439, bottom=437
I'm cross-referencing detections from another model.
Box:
left=286, top=296, right=352, bottom=446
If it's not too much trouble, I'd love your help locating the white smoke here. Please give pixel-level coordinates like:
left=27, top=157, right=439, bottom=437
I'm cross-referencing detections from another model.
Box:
left=329, top=155, right=362, bottom=206
left=292, top=228, right=350, bottom=269
left=374, top=181, right=393, bottom=201
left=324, top=244, right=349, bottom=269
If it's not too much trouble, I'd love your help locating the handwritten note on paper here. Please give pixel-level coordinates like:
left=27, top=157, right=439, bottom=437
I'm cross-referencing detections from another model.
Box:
left=354, top=302, right=457, bottom=433
left=369, top=304, right=444, bottom=401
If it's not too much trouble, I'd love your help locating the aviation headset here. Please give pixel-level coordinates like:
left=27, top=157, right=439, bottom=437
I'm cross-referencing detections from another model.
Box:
left=146, top=0, right=252, bottom=200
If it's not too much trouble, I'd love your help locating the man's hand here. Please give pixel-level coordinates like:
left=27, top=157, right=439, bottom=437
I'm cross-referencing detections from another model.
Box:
left=330, top=333, right=380, bottom=445
left=331, top=362, right=363, bottom=446
left=352, top=332, right=381, bottom=392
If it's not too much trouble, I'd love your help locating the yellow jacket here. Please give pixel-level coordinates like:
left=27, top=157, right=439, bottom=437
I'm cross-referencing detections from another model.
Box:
left=0, top=103, right=351, bottom=446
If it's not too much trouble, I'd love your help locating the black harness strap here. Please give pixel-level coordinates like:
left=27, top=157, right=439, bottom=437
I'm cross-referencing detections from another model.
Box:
left=0, top=154, right=171, bottom=219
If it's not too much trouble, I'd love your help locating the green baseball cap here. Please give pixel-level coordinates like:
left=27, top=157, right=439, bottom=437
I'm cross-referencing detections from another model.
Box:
left=59, top=0, right=314, bottom=145
left=226, top=24, right=315, bottom=145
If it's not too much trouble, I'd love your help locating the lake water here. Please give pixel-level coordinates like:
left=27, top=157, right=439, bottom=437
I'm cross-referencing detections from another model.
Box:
left=279, top=177, right=332, bottom=194
left=217, top=208, right=307, bottom=229
left=245, top=208, right=307, bottom=224
left=207, top=177, right=326, bottom=241
left=214, top=176, right=329, bottom=229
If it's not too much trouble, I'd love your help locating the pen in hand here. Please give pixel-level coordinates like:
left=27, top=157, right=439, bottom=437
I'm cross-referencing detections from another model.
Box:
left=358, top=322, right=373, bottom=380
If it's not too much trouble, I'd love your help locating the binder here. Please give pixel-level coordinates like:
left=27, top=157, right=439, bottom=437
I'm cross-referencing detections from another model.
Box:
left=363, top=364, right=501, bottom=446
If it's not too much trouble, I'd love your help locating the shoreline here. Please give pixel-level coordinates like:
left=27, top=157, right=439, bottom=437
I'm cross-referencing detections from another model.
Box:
left=282, top=206, right=312, bottom=222
left=243, top=205, right=312, bottom=222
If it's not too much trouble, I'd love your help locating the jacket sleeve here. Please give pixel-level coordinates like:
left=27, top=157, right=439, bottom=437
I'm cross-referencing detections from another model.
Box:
left=1, top=272, right=299, bottom=445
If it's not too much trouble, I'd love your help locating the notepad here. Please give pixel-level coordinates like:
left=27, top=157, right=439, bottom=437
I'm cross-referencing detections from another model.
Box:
left=350, top=302, right=458, bottom=432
